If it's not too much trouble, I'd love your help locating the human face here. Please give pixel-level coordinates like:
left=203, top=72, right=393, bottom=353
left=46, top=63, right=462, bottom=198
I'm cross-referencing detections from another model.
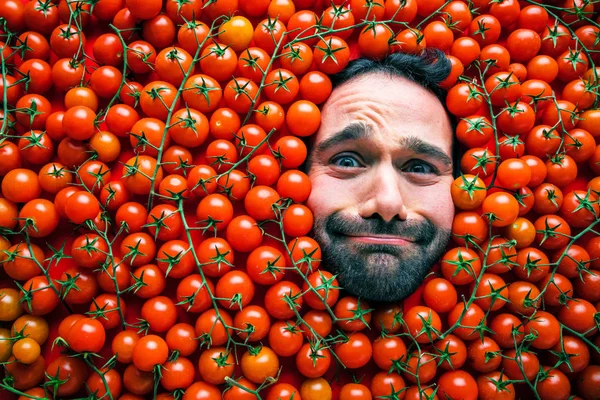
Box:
left=306, top=72, right=455, bottom=303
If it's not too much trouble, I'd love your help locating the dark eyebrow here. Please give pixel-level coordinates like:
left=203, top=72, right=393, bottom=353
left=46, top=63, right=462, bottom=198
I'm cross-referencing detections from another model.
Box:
left=315, top=123, right=453, bottom=167
left=315, top=122, right=371, bottom=155
left=399, top=136, right=453, bottom=167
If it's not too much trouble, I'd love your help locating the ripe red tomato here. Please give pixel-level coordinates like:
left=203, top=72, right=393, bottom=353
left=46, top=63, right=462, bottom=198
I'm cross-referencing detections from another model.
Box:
left=66, top=317, right=106, bottom=353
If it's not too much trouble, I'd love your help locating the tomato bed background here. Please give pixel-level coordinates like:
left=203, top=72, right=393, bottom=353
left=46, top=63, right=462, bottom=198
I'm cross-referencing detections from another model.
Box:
left=1, top=0, right=600, bottom=399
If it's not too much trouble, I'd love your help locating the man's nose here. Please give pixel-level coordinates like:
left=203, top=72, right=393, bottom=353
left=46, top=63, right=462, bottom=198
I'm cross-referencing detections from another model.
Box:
left=359, top=163, right=408, bottom=223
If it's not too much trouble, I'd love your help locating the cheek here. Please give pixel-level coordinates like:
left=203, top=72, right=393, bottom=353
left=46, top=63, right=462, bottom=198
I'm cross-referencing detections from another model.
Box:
left=306, top=174, right=355, bottom=219
left=413, top=183, right=454, bottom=230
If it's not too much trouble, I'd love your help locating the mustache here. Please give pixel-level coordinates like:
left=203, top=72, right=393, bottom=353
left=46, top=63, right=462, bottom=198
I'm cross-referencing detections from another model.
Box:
left=324, top=212, right=437, bottom=243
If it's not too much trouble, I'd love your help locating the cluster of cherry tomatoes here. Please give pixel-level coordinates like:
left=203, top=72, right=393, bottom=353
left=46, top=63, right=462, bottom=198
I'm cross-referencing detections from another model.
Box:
left=0, top=0, right=600, bottom=399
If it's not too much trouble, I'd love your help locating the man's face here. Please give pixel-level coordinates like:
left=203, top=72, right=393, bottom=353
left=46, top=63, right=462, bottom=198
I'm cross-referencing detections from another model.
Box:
left=306, top=72, right=455, bottom=303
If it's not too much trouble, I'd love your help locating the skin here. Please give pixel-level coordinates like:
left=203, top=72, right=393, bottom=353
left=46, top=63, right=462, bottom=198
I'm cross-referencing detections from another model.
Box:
left=306, top=71, right=455, bottom=302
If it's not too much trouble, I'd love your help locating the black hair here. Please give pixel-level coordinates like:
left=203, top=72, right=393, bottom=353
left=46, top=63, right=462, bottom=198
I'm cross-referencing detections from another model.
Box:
left=300, top=49, right=461, bottom=178
left=330, top=48, right=451, bottom=104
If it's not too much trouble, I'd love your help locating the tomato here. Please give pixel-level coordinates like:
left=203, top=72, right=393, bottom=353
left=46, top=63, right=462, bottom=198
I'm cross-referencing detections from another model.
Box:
left=576, top=365, right=600, bottom=399
left=20, top=275, right=59, bottom=316
left=195, top=237, right=233, bottom=278
left=123, top=364, right=153, bottom=395
left=244, top=245, right=284, bottom=285
left=264, top=280, right=302, bottom=319
left=441, top=247, right=481, bottom=285
left=139, top=81, right=180, bottom=121
left=482, top=191, right=519, bottom=227
left=10, top=317, right=46, bottom=352
left=175, top=274, right=213, bottom=315
left=536, top=367, right=572, bottom=400
left=195, top=308, right=233, bottom=347
left=371, top=332, right=406, bottom=370
left=132, top=334, right=169, bottom=372
left=466, top=336, right=502, bottom=373
left=312, top=35, right=350, bottom=75
left=234, top=305, right=271, bottom=343
left=267, top=383, right=301, bottom=400
left=17, top=387, right=48, bottom=400
left=478, top=237, right=517, bottom=274
left=216, top=16, right=252, bottom=52
left=422, top=277, right=457, bottom=313
left=296, top=341, right=331, bottom=378
left=129, top=117, right=169, bottom=158
left=489, top=313, right=525, bottom=348
left=65, top=191, right=100, bottom=224
left=141, top=296, right=177, bottom=333
left=2, top=168, right=41, bottom=204
left=477, top=371, right=515, bottom=400
left=45, top=355, right=88, bottom=396
left=504, top=217, right=535, bottom=249
left=533, top=214, right=571, bottom=250
left=203, top=140, right=237, bottom=174
left=243, top=185, right=280, bottom=221
left=221, top=217, right=262, bottom=256
left=422, top=20, right=454, bottom=52
left=86, top=367, right=122, bottom=399
left=548, top=335, right=591, bottom=374
left=455, top=115, right=493, bottom=149
left=447, top=83, right=483, bottom=117
left=126, top=40, right=156, bottom=74
left=471, top=273, right=509, bottom=311
left=446, top=38, right=481, bottom=65
left=112, top=330, right=139, bottom=364
left=451, top=211, right=488, bottom=247
left=216, top=169, right=251, bottom=201
left=448, top=302, right=486, bottom=341
left=403, top=306, right=442, bottom=344
left=154, top=46, right=191, bottom=86
left=3, top=242, right=44, bottom=282
left=402, top=351, right=437, bottom=384
left=89, top=293, right=125, bottom=330
left=221, top=377, right=257, bottom=400
left=5, top=355, right=46, bottom=390
left=277, top=169, right=311, bottom=203
left=15, top=340, right=40, bottom=374
left=468, top=14, right=501, bottom=46
left=334, top=332, right=373, bottom=369
left=66, top=317, right=106, bottom=353
left=301, top=310, right=332, bottom=340
left=394, top=27, right=426, bottom=54
left=159, top=357, right=194, bottom=392
left=437, top=370, right=478, bottom=400
left=122, top=155, right=163, bottom=195
left=164, top=323, right=198, bottom=357
left=268, top=320, right=303, bottom=357
left=49, top=23, right=85, bottom=58
left=523, top=310, right=561, bottom=350
left=141, top=13, right=176, bottom=50
left=559, top=298, right=597, bottom=334
left=236, top=47, right=271, bottom=83
left=60, top=106, right=95, bottom=142
left=451, top=174, right=487, bottom=210
left=200, top=41, right=238, bottom=82
left=240, top=346, right=279, bottom=384
left=282, top=204, right=313, bottom=237
left=196, top=346, right=234, bottom=385
left=506, top=281, right=540, bottom=315
left=61, top=268, right=98, bottom=305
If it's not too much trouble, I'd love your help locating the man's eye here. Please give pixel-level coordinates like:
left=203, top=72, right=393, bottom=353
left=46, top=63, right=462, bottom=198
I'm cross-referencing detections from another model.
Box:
left=331, top=154, right=363, bottom=168
left=403, top=160, right=438, bottom=174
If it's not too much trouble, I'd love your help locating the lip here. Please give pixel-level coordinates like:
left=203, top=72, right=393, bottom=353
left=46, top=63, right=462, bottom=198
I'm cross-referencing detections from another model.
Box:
left=344, top=234, right=413, bottom=245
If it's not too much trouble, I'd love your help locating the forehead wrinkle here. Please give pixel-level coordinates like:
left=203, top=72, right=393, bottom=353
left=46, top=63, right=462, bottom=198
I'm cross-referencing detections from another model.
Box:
left=343, top=100, right=394, bottom=130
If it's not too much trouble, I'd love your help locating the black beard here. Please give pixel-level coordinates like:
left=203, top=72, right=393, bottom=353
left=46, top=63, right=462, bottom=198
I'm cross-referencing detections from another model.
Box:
left=312, top=212, right=451, bottom=303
